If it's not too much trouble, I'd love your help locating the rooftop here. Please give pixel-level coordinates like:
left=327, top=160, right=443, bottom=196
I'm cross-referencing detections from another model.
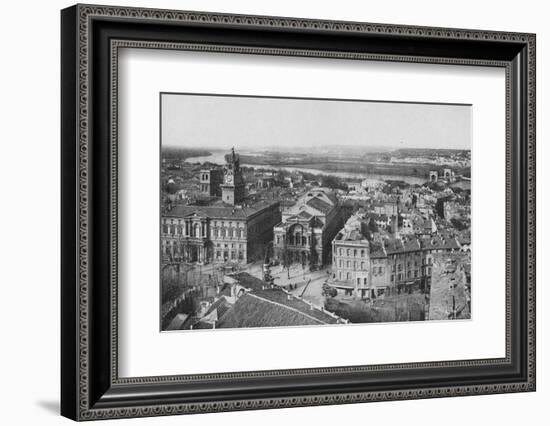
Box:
left=164, top=199, right=278, bottom=219
left=217, top=289, right=340, bottom=329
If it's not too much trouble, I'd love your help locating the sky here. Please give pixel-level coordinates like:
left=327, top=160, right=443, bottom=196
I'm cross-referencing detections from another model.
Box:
left=161, top=93, right=472, bottom=151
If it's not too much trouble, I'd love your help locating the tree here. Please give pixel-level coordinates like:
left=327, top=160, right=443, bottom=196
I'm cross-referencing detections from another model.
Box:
left=281, top=234, right=292, bottom=279
left=309, top=242, right=318, bottom=272
left=320, top=175, right=348, bottom=191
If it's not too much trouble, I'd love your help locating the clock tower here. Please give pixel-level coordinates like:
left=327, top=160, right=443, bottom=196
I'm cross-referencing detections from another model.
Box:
left=221, top=147, right=245, bottom=205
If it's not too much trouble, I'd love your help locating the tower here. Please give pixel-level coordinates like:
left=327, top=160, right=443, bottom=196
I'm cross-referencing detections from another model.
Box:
left=200, top=169, right=223, bottom=196
left=221, top=147, right=245, bottom=205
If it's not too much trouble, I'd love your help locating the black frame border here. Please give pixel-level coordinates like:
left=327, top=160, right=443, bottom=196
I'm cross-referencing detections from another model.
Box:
left=61, top=4, right=535, bottom=421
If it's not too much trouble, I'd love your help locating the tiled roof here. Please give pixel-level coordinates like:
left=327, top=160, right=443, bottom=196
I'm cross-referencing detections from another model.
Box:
left=402, top=235, right=421, bottom=251
left=419, top=235, right=460, bottom=250
left=217, top=289, right=340, bottom=329
left=384, top=236, right=421, bottom=254
left=369, top=241, right=387, bottom=258
left=231, top=272, right=268, bottom=292
left=203, top=296, right=232, bottom=320
left=164, top=199, right=278, bottom=219
left=306, top=197, right=333, bottom=215
left=339, top=229, right=366, bottom=242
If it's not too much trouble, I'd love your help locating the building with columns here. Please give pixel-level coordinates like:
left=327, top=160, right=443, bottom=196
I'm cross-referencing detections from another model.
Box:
left=273, top=188, right=345, bottom=266
left=161, top=148, right=281, bottom=264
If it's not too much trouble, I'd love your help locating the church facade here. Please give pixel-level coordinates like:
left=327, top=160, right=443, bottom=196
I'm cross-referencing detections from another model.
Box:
left=272, top=188, right=345, bottom=266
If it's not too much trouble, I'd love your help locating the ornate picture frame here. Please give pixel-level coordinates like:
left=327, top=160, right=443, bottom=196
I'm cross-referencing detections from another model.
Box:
left=61, top=4, right=535, bottom=421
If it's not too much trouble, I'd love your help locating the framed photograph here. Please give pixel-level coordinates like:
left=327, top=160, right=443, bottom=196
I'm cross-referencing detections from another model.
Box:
left=61, top=4, right=536, bottom=421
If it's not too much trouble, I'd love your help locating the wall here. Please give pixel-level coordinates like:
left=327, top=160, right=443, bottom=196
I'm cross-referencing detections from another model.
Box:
left=0, top=0, right=547, bottom=425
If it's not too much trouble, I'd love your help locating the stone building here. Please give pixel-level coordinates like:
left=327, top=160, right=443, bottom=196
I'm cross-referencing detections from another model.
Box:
left=220, top=148, right=246, bottom=206
left=199, top=168, right=223, bottom=196
left=330, top=212, right=374, bottom=297
left=161, top=148, right=281, bottom=264
left=330, top=211, right=462, bottom=299
left=273, top=188, right=344, bottom=266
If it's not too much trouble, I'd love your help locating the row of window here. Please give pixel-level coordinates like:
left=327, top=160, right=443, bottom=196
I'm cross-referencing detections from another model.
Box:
left=211, top=228, right=246, bottom=239
left=276, top=235, right=310, bottom=246
left=163, top=219, right=245, bottom=228
left=337, top=260, right=372, bottom=271
left=161, top=241, right=246, bottom=262
left=338, top=272, right=368, bottom=284
left=336, top=247, right=368, bottom=258
left=163, top=224, right=205, bottom=238
left=215, top=243, right=244, bottom=250
left=338, top=268, right=434, bottom=284
left=162, top=223, right=249, bottom=239
left=389, top=268, right=429, bottom=282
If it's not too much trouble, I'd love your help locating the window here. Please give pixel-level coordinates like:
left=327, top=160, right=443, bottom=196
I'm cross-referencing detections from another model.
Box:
left=339, top=248, right=343, bottom=256
left=414, top=270, right=418, bottom=278
left=357, top=278, right=361, bottom=285
left=361, top=262, right=364, bottom=270
left=353, top=249, right=357, bottom=257
left=363, top=278, right=367, bottom=285
left=398, top=273, right=402, bottom=281
left=339, top=272, right=342, bottom=280
left=347, top=272, right=351, bottom=280
left=361, top=249, right=365, bottom=257
left=407, top=270, right=411, bottom=278
left=347, top=261, right=350, bottom=268
left=391, top=274, right=395, bottom=282
left=347, top=249, right=350, bottom=256
left=398, top=264, right=402, bottom=272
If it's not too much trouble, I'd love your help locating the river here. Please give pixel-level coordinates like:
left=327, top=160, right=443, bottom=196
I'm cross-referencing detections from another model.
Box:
left=186, top=150, right=444, bottom=186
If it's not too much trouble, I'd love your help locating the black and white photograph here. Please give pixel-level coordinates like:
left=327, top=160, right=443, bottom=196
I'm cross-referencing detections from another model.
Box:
left=160, top=93, right=472, bottom=331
